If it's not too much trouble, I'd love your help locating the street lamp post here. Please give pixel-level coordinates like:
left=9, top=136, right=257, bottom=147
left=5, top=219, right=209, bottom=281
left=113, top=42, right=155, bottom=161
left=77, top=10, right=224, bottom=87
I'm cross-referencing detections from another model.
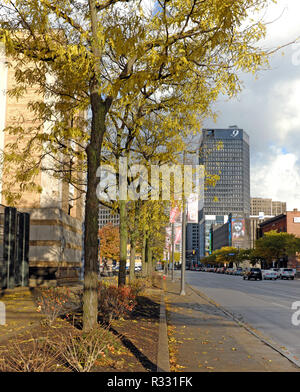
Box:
left=180, top=199, right=186, bottom=295
left=180, top=150, right=187, bottom=296
left=171, top=222, right=175, bottom=282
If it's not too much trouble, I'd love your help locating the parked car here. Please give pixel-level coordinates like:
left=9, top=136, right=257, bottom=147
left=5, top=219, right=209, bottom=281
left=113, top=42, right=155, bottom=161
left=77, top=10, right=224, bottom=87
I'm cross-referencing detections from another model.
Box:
left=243, top=268, right=262, bottom=280
left=269, top=268, right=280, bottom=278
left=226, top=268, right=234, bottom=275
left=262, top=270, right=278, bottom=280
left=234, top=268, right=243, bottom=276
left=279, top=268, right=295, bottom=280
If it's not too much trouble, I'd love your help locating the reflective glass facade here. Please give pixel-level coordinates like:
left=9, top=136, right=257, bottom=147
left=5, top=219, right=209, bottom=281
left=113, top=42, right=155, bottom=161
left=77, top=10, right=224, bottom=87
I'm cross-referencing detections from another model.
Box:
left=199, top=128, right=250, bottom=257
left=199, top=128, right=250, bottom=216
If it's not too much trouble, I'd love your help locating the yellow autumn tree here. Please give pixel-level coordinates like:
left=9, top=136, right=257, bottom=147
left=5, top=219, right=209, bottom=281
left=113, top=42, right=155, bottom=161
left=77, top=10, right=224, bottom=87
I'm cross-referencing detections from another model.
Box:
left=0, top=0, right=284, bottom=330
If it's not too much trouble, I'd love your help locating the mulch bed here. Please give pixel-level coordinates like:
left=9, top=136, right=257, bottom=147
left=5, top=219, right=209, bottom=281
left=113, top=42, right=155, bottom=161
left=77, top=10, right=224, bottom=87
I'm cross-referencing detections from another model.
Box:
left=0, top=286, right=161, bottom=372
left=104, top=289, right=161, bottom=372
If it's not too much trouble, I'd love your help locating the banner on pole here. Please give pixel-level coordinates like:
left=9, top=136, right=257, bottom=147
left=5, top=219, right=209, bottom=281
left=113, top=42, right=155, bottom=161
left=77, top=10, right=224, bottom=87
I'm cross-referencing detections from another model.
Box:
left=170, top=206, right=181, bottom=223
left=187, top=193, right=198, bottom=224
left=174, top=226, right=182, bottom=244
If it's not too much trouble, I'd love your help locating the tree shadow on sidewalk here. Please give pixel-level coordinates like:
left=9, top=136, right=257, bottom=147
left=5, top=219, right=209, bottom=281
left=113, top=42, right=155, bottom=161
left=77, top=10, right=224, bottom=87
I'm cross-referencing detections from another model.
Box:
left=106, top=295, right=160, bottom=372
left=108, top=325, right=157, bottom=372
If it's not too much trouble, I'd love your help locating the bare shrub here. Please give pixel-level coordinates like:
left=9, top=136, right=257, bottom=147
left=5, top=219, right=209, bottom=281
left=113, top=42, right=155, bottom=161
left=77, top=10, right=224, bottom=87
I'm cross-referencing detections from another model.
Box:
left=0, top=336, right=58, bottom=372
left=97, top=282, right=136, bottom=323
left=129, top=278, right=148, bottom=296
left=35, top=287, right=72, bottom=325
left=35, top=287, right=82, bottom=326
left=49, top=325, right=113, bottom=372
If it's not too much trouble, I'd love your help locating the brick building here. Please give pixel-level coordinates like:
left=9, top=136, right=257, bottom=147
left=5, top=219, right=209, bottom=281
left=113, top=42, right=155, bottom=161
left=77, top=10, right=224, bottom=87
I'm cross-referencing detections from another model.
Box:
left=258, top=209, right=300, bottom=273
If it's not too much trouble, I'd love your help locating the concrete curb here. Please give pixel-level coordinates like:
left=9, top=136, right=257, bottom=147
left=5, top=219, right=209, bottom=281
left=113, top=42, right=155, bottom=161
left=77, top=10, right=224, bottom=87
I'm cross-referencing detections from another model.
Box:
left=188, top=283, right=300, bottom=369
left=156, top=283, right=170, bottom=372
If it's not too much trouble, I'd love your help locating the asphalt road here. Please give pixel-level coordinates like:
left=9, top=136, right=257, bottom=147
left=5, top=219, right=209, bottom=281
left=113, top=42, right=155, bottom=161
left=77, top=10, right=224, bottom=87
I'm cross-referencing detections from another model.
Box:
left=185, top=270, right=300, bottom=362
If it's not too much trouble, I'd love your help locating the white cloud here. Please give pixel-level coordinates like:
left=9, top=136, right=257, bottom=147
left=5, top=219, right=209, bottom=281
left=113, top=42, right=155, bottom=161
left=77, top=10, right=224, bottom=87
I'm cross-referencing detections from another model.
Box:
left=204, top=0, right=300, bottom=211
left=257, top=0, right=300, bottom=47
left=251, top=147, right=300, bottom=210
left=270, top=79, right=300, bottom=141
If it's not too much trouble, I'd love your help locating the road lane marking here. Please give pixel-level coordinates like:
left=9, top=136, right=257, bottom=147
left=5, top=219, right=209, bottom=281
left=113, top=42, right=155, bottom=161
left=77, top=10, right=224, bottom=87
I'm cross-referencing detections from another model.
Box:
left=271, top=302, right=290, bottom=310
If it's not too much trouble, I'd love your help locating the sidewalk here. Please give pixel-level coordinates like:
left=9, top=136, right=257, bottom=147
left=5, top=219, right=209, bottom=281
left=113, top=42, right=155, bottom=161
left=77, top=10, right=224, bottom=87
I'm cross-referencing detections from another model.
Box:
left=0, top=287, right=41, bottom=344
left=163, top=277, right=299, bottom=372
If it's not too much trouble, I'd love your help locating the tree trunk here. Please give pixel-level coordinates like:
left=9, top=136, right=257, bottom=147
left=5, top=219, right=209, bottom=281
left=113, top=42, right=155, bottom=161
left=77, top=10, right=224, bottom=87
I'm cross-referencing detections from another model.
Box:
left=118, top=199, right=128, bottom=286
left=142, top=234, right=148, bottom=277
left=82, top=93, right=107, bottom=331
left=129, top=236, right=136, bottom=283
left=147, top=245, right=153, bottom=276
left=141, top=229, right=146, bottom=277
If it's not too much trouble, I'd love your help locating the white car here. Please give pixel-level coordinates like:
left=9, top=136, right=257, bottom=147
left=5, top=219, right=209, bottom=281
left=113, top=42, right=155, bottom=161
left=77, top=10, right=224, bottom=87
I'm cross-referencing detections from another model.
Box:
left=279, top=268, right=295, bottom=280
left=262, top=270, right=278, bottom=280
left=269, top=268, right=280, bottom=278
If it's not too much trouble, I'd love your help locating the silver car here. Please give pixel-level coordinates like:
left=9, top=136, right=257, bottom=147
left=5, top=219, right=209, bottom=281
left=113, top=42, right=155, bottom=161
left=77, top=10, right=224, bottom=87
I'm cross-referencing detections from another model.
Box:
left=279, top=268, right=295, bottom=280
left=262, top=270, right=278, bottom=280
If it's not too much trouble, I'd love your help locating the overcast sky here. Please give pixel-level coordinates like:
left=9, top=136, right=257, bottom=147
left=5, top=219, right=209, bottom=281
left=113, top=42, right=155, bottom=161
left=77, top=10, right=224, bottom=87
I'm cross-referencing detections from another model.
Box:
left=203, top=0, right=300, bottom=210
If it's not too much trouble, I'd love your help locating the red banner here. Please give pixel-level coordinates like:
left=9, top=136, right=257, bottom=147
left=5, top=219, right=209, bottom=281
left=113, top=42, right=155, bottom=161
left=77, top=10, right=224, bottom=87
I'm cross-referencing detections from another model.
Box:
left=170, top=206, right=181, bottom=223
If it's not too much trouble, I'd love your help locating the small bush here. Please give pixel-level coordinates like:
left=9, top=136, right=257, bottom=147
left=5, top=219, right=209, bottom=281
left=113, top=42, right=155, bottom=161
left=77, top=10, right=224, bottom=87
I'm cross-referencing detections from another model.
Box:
left=150, top=272, right=160, bottom=288
left=129, top=278, right=148, bottom=296
left=0, top=336, right=58, bottom=372
left=49, top=325, right=113, bottom=372
left=35, top=287, right=75, bottom=325
left=98, top=282, right=136, bottom=323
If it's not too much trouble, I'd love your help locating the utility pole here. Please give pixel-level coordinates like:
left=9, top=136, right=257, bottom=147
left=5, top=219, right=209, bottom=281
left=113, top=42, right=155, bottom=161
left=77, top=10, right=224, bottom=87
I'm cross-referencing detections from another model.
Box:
left=180, top=151, right=187, bottom=296
left=165, top=247, right=169, bottom=276
left=171, top=222, right=175, bottom=282
left=180, top=199, right=186, bottom=295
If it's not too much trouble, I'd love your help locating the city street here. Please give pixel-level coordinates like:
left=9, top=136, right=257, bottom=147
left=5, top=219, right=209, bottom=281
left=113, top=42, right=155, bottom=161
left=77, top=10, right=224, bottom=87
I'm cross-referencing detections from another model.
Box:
left=185, top=271, right=300, bottom=362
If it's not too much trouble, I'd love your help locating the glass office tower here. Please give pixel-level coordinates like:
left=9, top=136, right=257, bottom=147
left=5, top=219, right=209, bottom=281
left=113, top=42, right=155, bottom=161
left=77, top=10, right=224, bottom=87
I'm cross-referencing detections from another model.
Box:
left=199, top=127, right=250, bottom=257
